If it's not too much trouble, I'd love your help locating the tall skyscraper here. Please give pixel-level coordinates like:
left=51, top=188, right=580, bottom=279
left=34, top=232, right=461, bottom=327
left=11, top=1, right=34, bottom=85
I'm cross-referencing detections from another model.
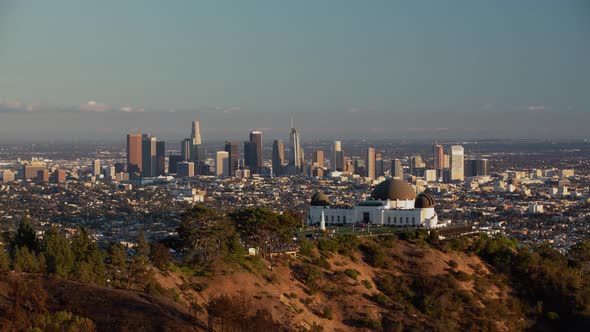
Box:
left=191, top=120, right=201, bottom=145
left=181, top=138, right=192, bottom=161
left=332, top=141, right=343, bottom=172
left=391, top=159, right=403, bottom=179
left=177, top=161, right=195, bottom=178
left=272, top=139, right=285, bottom=176
left=433, top=143, right=444, bottom=180
left=375, top=153, right=384, bottom=177
left=410, top=155, right=426, bottom=175
left=466, top=159, right=489, bottom=177
left=216, top=151, right=230, bottom=176
left=224, top=141, right=239, bottom=177
left=450, top=145, right=465, bottom=181
left=141, top=134, right=157, bottom=178
left=244, top=131, right=262, bottom=173
left=366, top=147, right=376, bottom=179
left=156, top=141, right=166, bottom=176
left=289, top=126, right=301, bottom=172
left=168, top=155, right=184, bottom=174
left=92, top=159, right=101, bottom=177
left=313, top=150, right=324, bottom=167
left=127, top=134, right=142, bottom=174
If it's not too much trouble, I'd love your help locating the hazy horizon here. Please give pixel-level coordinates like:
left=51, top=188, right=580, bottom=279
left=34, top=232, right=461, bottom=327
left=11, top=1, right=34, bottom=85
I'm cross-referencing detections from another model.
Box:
left=1, top=0, right=589, bottom=141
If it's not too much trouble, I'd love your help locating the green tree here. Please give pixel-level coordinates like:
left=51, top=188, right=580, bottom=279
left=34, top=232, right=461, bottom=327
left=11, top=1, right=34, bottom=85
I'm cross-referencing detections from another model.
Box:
left=14, top=218, right=38, bottom=252
left=12, top=246, right=45, bottom=273
left=0, top=242, right=11, bottom=271
left=43, top=227, right=74, bottom=278
left=107, top=243, right=128, bottom=288
left=149, top=242, right=171, bottom=271
left=70, top=228, right=106, bottom=285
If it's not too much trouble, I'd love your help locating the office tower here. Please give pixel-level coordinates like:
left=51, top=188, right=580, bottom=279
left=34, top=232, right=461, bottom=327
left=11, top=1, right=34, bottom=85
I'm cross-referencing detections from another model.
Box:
left=193, top=144, right=206, bottom=162
left=313, top=150, right=324, bottom=167
left=53, top=170, right=66, bottom=183
left=37, top=169, right=49, bottom=183
left=177, top=161, right=195, bottom=178
left=156, top=141, right=166, bottom=176
left=141, top=135, right=157, bottom=178
left=332, top=141, right=343, bottom=172
left=105, top=166, right=116, bottom=180
left=272, top=139, right=285, bottom=176
left=191, top=120, right=202, bottom=145
left=1, top=170, right=15, bottom=183
left=433, top=143, right=444, bottom=179
left=450, top=145, right=465, bottom=181
left=92, top=159, right=101, bottom=176
left=216, top=151, right=230, bottom=176
left=477, top=159, right=489, bottom=176
left=410, top=155, right=425, bottom=175
left=391, top=159, right=403, bottom=179
left=289, top=118, right=302, bottom=172
left=375, top=153, right=384, bottom=177
left=425, top=169, right=438, bottom=182
left=127, top=134, right=142, bottom=174
left=114, top=162, right=125, bottom=174
left=366, top=148, right=376, bottom=179
left=467, top=159, right=489, bottom=177
left=23, top=161, right=46, bottom=180
left=181, top=138, right=192, bottom=161
left=225, top=141, right=239, bottom=176
left=168, top=155, right=184, bottom=174
left=244, top=131, right=262, bottom=173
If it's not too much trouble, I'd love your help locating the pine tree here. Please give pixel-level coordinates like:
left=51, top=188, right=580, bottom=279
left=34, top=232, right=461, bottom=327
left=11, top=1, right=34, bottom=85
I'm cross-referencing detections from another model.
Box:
left=107, top=243, right=128, bottom=288
left=43, top=227, right=74, bottom=278
left=14, top=218, right=38, bottom=252
left=71, top=228, right=106, bottom=285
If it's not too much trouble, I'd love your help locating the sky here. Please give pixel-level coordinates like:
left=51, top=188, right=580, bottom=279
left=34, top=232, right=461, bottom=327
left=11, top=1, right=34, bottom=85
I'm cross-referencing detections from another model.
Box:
left=0, top=0, right=589, bottom=142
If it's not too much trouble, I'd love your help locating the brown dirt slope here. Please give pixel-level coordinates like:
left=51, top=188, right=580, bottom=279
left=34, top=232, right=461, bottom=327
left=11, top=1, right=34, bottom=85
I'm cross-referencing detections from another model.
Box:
left=0, top=272, right=204, bottom=332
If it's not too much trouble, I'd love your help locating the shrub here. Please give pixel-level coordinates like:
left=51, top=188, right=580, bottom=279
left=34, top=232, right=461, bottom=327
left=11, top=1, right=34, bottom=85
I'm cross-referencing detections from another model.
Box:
left=343, top=269, right=359, bottom=280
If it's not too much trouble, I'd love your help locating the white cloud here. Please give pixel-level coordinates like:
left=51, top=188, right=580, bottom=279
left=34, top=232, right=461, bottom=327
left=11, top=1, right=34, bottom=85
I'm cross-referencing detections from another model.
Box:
left=120, top=106, right=145, bottom=113
left=80, top=100, right=109, bottom=112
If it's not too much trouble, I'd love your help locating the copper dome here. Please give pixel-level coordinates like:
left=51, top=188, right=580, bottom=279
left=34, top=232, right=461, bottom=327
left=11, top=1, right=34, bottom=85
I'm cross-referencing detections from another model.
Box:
left=370, top=179, right=416, bottom=201
left=414, top=193, right=435, bottom=208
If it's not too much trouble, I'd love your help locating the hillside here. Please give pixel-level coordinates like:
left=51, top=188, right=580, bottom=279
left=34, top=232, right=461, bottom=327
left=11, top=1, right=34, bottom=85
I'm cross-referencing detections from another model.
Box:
left=151, top=235, right=524, bottom=331
left=0, top=273, right=202, bottom=332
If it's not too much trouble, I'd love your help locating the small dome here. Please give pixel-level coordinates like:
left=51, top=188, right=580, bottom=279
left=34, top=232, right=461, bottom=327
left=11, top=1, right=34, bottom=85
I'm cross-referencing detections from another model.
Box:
left=415, top=193, right=435, bottom=208
left=371, top=179, right=416, bottom=201
left=310, top=192, right=330, bottom=206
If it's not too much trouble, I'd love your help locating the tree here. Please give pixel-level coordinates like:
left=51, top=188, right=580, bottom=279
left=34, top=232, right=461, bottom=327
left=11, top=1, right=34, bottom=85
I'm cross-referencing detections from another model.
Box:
left=12, top=246, right=45, bottom=273
left=107, top=243, right=128, bottom=288
left=70, top=228, right=106, bottom=285
left=14, top=218, right=38, bottom=252
left=149, top=243, right=171, bottom=271
left=43, top=227, right=74, bottom=278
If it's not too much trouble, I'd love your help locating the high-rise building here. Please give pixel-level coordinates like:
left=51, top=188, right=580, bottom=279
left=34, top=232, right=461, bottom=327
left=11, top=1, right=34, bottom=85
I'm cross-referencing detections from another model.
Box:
left=224, top=141, right=239, bottom=177
left=313, top=150, right=324, bottom=167
left=127, top=134, right=142, bottom=174
left=332, top=141, right=343, bottom=172
left=141, top=135, right=157, bottom=178
left=191, top=120, right=202, bottom=146
left=37, top=169, right=49, bottom=183
left=391, top=159, right=403, bottom=179
left=366, top=148, right=376, bottom=179
left=177, top=161, right=195, bottom=178
left=156, top=141, right=166, bottom=176
left=2, top=170, right=15, bottom=183
left=92, top=159, right=101, bottom=177
left=433, top=143, right=444, bottom=180
left=23, top=161, right=46, bottom=180
left=216, top=151, right=230, bottom=176
left=53, top=169, right=67, bottom=183
left=244, top=131, right=262, bottom=173
left=450, top=145, right=465, bottom=181
left=168, top=155, right=184, bottom=174
left=272, top=139, right=285, bottom=176
left=289, top=127, right=301, bottom=172
left=375, top=153, right=384, bottom=177
left=180, top=138, right=192, bottom=161
left=466, top=159, right=489, bottom=177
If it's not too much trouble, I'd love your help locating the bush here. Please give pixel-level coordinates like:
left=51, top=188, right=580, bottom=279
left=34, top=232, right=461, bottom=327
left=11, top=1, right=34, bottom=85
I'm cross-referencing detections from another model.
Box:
left=321, top=306, right=333, bottom=320
left=299, top=240, right=315, bottom=256
left=447, top=260, right=459, bottom=269
left=361, top=279, right=373, bottom=289
left=317, top=238, right=339, bottom=253
left=343, top=269, right=359, bottom=280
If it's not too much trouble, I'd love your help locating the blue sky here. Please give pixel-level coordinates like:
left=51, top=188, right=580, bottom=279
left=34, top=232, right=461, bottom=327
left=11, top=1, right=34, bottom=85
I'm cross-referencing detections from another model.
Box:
left=0, top=0, right=589, bottom=141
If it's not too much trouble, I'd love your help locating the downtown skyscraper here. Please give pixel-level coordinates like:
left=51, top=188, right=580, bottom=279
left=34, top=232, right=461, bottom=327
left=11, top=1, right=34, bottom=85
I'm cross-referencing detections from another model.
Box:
left=433, top=142, right=444, bottom=180
left=450, top=145, right=465, bottom=181
left=141, top=134, right=157, bottom=178
left=332, top=140, right=344, bottom=172
left=244, top=131, right=262, bottom=173
left=289, top=126, right=302, bottom=172
left=191, top=120, right=201, bottom=145
left=366, top=147, right=376, bottom=179
left=224, top=141, right=239, bottom=177
left=272, top=139, right=285, bottom=176
left=126, top=134, right=143, bottom=175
